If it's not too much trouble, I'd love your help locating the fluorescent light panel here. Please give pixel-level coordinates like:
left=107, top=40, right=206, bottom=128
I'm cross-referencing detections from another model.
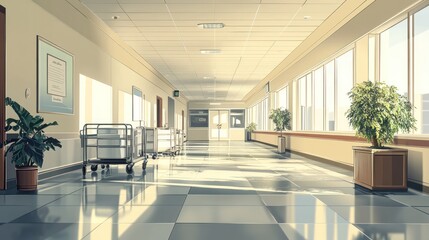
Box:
left=200, top=49, right=221, bottom=54
left=197, top=23, right=224, bottom=29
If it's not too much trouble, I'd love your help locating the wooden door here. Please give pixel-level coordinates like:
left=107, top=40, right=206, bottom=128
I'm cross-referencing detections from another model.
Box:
left=156, top=96, right=163, bottom=127
left=0, top=5, right=6, bottom=190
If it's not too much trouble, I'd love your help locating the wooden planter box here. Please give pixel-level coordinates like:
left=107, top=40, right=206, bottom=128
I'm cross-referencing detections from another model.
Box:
left=353, top=146, right=408, bottom=191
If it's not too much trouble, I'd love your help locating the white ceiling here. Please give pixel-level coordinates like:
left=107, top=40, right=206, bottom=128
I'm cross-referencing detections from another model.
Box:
left=81, top=0, right=346, bottom=101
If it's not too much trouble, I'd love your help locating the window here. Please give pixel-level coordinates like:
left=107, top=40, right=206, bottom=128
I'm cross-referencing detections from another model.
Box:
left=380, top=19, right=408, bottom=97
left=299, top=76, right=306, bottom=130
left=414, top=5, right=429, bottom=134
left=306, top=74, right=313, bottom=130
left=189, top=110, right=208, bottom=127
left=230, top=109, right=245, bottom=128
left=292, top=80, right=297, bottom=130
left=368, top=35, right=376, bottom=82
left=336, top=50, right=354, bottom=131
left=294, top=49, right=353, bottom=132
left=298, top=74, right=313, bottom=130
left=314, top=67, right=324, bottom=131
left=264, top=98, right=269, bottom=130
left=253, top=105, right=258, bottom=129
left=250, top=98, right=269, bottom=131
left=258, top=101, right=263, bottom=130
left=276, top=86, right=288, bottom=109
left=325, top=61, right=335, bottom=131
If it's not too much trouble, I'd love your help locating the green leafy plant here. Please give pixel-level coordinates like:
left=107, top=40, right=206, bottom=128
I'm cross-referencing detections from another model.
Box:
left=269, top=108, right=291, bottom=137
left=245, top=122, right=257, bottom=132
left=1, top=97, right=62, bottom=167
left=346, top=81, right=416, bottom=148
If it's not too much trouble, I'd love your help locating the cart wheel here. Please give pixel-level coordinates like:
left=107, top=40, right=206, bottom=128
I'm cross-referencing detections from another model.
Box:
left=106, top=164, right=110, bottom=169
left=82, top=166, right=87, bottom=176
left=142, top=161, right=148, bottom=170
left=91, top=165, right=98, bottom=171
left=101, top=164, right=105, bottom=169
left=127, top=174, right=134, bottom=181
left=152, top=155, right=157, bottom=160
left=126, top=164, right=133, bottom=174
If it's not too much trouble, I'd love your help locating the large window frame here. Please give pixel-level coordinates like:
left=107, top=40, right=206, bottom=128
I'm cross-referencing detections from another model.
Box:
left=295, top=47, right=355, bottom=133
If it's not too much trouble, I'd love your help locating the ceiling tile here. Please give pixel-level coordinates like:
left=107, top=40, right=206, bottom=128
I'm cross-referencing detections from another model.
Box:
left=167, top=4, right=214, bottom=13
left=105, top=20, right=136, bottom=27
left=120, top=4, right=168, bottom=13
left=81, top=0, right=346, bottom=101
left=128, top=13, right=171, bottom=21
left=85, top=3, right=123, bottom=12
left=82, top=0, right=117, bottom=3
left=111, top=26, right=141, bottom=33
left=95, top=12, right=130, bottom=21
left=258, top=4, right=302, bottom=13
left=118, top=0, right=165, bottom=3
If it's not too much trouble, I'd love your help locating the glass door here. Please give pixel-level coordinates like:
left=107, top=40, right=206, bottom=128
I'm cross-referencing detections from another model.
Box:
left=209, top=110, right=229, bottom=140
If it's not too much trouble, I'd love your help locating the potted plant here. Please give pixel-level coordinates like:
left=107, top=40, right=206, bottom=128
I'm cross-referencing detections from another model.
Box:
left=245, top=122, right=257, bottom=141
left=269, top=108, right=291, bottom=153
left=346, top=81, right=416, bottom=190
left=1, top=97, right=62, bottom=191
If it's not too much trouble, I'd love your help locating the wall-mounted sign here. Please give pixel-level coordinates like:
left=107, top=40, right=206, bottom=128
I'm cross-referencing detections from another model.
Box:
left=37, top=36, right=74, bottom=114
left=173, top=90, right=180, bottom=97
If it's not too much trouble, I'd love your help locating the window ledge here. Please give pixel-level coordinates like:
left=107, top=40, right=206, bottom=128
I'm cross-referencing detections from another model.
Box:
left=252, top=131, right=429, bottom=147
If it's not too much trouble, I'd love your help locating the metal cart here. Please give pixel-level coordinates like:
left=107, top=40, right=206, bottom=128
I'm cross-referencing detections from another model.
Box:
left=134, top=126, right=149, bottom=170
left=175, top=129, right=184, bottom=155
left=156, top=128, right=176, bottom=156
left=144, top=127, right=158, bottom=159
left=81, top=123, right=147, bottom=176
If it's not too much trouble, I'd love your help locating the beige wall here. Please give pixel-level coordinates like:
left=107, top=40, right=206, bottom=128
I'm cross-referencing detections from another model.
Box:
left=1, top=0, right=187, bottom=177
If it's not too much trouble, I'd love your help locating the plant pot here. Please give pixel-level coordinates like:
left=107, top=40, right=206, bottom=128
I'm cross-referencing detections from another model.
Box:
left=245, top=131, right=252, bottom=142
left=353, top=146, right=407, bottom=191
left=278, top=136, right=286, bottom=154
left=15, top=166, right=38, bottom=191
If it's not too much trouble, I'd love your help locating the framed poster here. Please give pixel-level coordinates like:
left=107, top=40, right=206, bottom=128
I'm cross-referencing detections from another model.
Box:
left=37, top=36, right=74, bottom=114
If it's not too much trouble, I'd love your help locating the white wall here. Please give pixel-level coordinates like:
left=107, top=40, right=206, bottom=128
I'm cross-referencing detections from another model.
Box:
left=2, top=0, right=187, bottom=180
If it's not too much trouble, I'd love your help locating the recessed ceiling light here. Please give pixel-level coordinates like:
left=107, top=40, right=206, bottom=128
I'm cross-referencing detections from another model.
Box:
left=112, top=15, right=120, bottom=20
left=197, top=23, right=225, bottom=29
left=303, top=16, right=312, bottom=20
left=203, top=76, right=216, bottom=80
left=209, top=102, right=221, bottom=106
left=200, top=49, right=221, bottom=54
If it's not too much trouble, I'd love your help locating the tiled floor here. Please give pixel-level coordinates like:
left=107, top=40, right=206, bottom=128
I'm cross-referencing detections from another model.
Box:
left=1, top=141, right=429, bottom=239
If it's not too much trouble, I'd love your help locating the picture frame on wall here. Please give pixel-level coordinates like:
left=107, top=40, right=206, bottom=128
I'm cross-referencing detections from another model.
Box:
left=37, top=36, right=74, bottom=114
